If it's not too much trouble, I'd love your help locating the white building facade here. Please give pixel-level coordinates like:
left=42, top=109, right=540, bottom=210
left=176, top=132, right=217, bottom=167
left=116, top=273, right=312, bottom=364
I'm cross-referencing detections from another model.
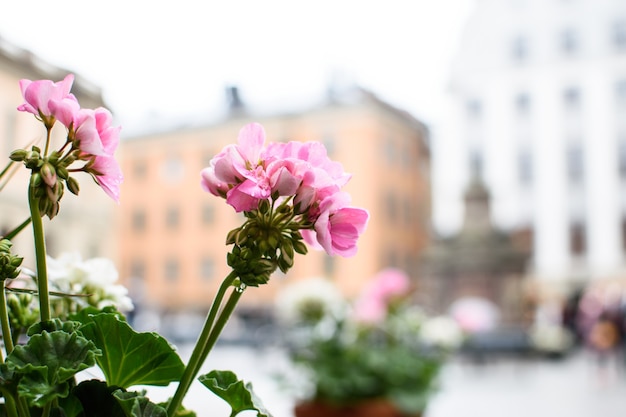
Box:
left=436, top=0, right=626, bottom=285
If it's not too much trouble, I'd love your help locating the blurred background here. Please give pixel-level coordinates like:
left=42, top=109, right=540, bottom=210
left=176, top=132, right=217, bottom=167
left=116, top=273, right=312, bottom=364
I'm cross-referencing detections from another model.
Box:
left=1, top=0, right=626, bottom=415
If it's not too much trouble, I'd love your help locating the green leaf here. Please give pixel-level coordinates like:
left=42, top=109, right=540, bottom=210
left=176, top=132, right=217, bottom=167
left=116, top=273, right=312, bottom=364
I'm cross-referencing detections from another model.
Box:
left=114, top=391, right=167, bottom=417
left=72, top=379, right=127, bottom=417
left=7, top=330, right=100, bottom=406
left=199, top=370, right=272, bottom=417
left=77, top=312, right=184, bottom=388
left=28, top=318, right=82, bottom=336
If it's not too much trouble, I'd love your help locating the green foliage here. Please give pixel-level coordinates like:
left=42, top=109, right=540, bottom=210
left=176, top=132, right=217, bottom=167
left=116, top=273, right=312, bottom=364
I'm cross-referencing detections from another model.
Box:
left=74, top=312, right=185, bottom=389
left=199, top=370, right=272, bottom=417
left=6, top=327, right=100, bottom=407
left=114, top=390, right=168, bottom=417
left=71, top=379, right=126, bottom=417
left=288, top=312, right=444, bottom=415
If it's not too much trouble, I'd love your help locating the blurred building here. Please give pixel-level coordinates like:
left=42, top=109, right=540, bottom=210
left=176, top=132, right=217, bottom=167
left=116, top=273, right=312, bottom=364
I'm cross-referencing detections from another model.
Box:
left=438, top=0, right=626, bottom=297
left=0, top=36, right=118, bottom=263
left=117, top=87, right=431, bottom=315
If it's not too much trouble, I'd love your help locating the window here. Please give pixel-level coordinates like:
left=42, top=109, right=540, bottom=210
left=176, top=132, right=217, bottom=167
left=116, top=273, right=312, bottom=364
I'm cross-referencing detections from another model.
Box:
left=567, top=143, right=584, bottom=184
left=615, top=79, right=626, bottom=105
left=466, top=99, right=482, bottom=119
left=559, top=28, right=579, bottom=55
left=130, top=259, right=146, bottom=280
left=613, top=20, right=626, bottom=50
left=133, top=160, right=147, bottom=178
left=518, top=149, right=533, bottom=185
left=202, top=204, right=215, bottom=224
left=563, top=87, right=581, bottom=109
left=570, top=223, right=586, bottom=255
left=200, top=257, right=214, bottom=280
left=132, top=210, right=146, bottom=231
left=166, top=207, right=180, bottom=228
left=323, top=255, right=335, bottom=277
left=618, top=140, right=626, bottom=180
left=164, top=259, right=179, bottom=281
left=515, top=93, right=531, bottom=115
left=511, top=35, right=528, bottom=62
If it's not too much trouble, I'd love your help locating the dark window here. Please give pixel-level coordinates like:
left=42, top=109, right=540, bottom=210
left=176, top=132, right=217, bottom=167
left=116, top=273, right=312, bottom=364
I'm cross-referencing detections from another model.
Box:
left=560, top=28, right=579, bottom=55
left=130, top=259, right=146, bottom=280
left=511, top=35, right=528, bottom=62
left=615, top=79, right=626, bottom=105
left=132, top=210, right=146, bottom=231
left=518, top=150, right=533, bottom=185
left=202, top=204, right=215, bottom=224
left=166, top=207, right=180, bottom=228
left=134, top=160, right=147, bottom=178
left=165, top=259, right=179, bottom=281
left=515, top=93, right=531, bottom=114
left=618, top=140, right=626, bottom=180
left=567, top=143, right=584, bottom=184
left=613, top=20, right=626, bottom=50
left=466, top=99, right=482, bottom=118
left=570, top=223, right=586, bottom=255
left=563, top=87, right=581, bottom=109
left=200, top=257, right=214, bottom=281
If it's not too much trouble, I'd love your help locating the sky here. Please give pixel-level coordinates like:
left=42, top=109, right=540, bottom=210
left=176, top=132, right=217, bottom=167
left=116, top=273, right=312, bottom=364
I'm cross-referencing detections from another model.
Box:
left=0, top=0, right=474, bottom=135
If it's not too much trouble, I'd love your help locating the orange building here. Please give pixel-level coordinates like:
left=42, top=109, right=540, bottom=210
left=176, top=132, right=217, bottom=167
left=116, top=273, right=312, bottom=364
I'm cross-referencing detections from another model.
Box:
left=117, top=88, right=431, bottom=314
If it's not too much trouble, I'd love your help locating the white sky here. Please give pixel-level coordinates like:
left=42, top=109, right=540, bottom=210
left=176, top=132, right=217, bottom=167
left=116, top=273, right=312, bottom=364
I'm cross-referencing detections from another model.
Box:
left=0, top=0, right=474, bottom=134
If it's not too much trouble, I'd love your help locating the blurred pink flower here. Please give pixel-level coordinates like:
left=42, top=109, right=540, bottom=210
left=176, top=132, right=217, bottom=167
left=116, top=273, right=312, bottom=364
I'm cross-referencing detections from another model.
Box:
left=352, top=269, right=411, bottom=324
left=17, top=74, right=77, bottom=127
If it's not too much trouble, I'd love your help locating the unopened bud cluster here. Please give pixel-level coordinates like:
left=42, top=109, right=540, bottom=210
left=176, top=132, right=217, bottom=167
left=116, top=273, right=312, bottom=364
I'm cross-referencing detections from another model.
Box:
left=11, top=146, right=81, bottom=219
left=226, top=198, right=309, bottom=286
left=0, top=238, right=23, bottom=281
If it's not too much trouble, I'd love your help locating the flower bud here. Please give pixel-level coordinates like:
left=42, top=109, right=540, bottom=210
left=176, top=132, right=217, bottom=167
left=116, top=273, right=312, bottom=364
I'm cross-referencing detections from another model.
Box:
left=66, top=177, right=80, bottom=195
left=258, top=199, right=271, bottom=215
left=9, top=149, right=28, bottom=162
left=56, top=165, right=69, bottom=180
left=29, top=173, right=42, bottom=188
left=40, top=162, right=57, bottom=187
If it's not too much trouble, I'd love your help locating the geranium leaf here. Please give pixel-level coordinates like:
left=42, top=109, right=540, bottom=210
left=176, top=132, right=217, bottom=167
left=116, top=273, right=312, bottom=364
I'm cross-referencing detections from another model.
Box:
left=7, top=330, right=99, bottom=407
left=199, top=370, right=272, bottom=417
left=77, top=312, right=184, bottom=388
left=114, top=391, right=167, bottom=417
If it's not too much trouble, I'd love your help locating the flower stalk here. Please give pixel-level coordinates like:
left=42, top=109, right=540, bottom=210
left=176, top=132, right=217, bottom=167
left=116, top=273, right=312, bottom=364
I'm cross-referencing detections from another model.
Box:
left=28, top=180, right=51, bottom=323
left=166, top=271, right=240, bottom=416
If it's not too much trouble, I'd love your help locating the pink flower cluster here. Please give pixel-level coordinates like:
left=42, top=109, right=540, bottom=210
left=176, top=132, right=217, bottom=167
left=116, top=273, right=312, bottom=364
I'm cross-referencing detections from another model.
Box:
left=17, top=74, right=123, bottom=202
left=201, top=123, right=369, bottom=257
left=353, top=268, right=411, bottom=324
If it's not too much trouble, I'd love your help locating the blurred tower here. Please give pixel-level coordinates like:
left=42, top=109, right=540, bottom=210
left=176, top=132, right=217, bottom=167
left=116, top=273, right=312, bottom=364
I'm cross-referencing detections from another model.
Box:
left=437, top=0, right=626, bottom=295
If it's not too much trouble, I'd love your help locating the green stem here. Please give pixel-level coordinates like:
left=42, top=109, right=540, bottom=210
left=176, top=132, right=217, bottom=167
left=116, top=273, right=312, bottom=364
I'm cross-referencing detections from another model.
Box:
left=17, top=397, right=30, bottom=417
left=0, top=161, right=14, bottom=182
left=166, top=271, right=238, bottom=416
left=28, top=184, right=50, bottom=323
left=0, top=282, right=14, bottom=360
left=40, top=401, right=51, bottom=417
left=4, top=217, right=32, bottom=241
left=197, top=284, right=245, bottom=369
left=3, top=392, right=18, bottom=417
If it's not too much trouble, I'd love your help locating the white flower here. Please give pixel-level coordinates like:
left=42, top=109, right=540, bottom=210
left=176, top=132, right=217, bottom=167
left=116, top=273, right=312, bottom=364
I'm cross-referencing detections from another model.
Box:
left=47, top=252, right=134, bottom=312
left=275, top=277, right=346, bottom=325
left=419, top=315, right=464, bottom=350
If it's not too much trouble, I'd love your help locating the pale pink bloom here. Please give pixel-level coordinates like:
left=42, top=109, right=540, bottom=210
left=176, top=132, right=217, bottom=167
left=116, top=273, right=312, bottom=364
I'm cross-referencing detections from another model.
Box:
left=94, top=107, right=120, bottom=154
left=91, top=154, right=123, bottom=203
left=352, top=296, right=387, bottom=324
left=305, top=191, right=369, bottom=257
left=367, top=268, right=411, bottom=302
left=73, top=109, right=107, bottom=156
left=17, top=74, right=77, bottom=125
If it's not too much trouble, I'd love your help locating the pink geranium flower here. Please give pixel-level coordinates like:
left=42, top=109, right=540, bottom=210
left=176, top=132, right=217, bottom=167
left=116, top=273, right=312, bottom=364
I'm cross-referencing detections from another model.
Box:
left=90, top=154, right=123, bottom=203
left=305, top=191, right=369, bottom=257
left=17, top=74, right=77, bottom=127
